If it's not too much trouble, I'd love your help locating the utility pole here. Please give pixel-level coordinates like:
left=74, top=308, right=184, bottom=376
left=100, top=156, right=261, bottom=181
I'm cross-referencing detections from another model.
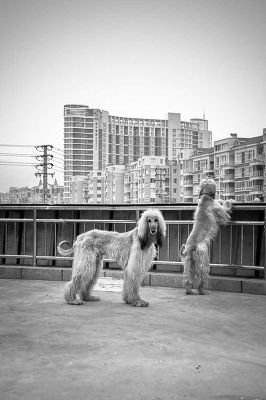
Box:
left=35, top=145, right=54, bottom=203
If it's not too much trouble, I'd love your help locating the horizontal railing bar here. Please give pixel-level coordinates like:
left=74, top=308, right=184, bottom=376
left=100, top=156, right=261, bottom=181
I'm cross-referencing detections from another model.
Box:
left=36, top=256, right=72, bottom=260
left=0, top=218, right=33, bottom=223
left=36, top=219, right=136, bottom=224
left=0, top=218, right=264, bottom=226
left=0, top=218, right=136, bottom=224
left=0, top=254, right=33, bottom=259
left=0, top=203, right=265, bottom=211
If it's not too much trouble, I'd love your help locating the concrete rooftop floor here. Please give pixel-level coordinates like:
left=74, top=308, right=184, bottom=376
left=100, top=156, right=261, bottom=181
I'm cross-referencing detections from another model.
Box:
left=0, top=279, right=266, bottom=400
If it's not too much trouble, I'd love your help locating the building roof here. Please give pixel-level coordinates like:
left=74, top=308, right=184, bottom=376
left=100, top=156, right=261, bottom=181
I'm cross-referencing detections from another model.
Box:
left=236, top=136, right=263, bottom=146
left=190, top=147, right=214, bottom=158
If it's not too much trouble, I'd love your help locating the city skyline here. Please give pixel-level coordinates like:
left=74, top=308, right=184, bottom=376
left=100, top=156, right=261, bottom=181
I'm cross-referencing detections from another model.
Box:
left=0, top=0, right=266, bottom=192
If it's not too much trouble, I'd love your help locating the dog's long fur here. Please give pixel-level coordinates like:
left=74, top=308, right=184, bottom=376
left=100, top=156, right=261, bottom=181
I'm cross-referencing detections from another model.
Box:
left=180, top=179, right=232, bottom=295
left=58, top=208, right=166, bottom=306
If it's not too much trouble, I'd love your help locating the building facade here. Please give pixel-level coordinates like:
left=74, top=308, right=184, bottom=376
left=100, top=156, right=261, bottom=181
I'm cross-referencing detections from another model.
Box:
left=0, top=180, right=64, bottom=204
left=85, top=170, right=105, bottom=204
left=180, top=132, right=266, bottom=202
left=63, top=104, right=212, bottom=203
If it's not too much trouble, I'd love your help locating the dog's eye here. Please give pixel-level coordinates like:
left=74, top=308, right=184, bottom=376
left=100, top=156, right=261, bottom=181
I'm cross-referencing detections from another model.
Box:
left=147, top=219, right=151, bottom=223
left=154, top=218, right=158, bottom=223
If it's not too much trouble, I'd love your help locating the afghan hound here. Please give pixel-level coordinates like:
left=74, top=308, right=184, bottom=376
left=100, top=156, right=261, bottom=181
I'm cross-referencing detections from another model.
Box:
left=180, top=178, right=232, bottom=295
left=58, top=208, right=166, bottom=307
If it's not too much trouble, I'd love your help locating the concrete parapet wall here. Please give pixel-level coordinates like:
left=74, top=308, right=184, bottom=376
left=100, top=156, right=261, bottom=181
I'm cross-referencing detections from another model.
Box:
left=0, top=265, right=265, bottom=295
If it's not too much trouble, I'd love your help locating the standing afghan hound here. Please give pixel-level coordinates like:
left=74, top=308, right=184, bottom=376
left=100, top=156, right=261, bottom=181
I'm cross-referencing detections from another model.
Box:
left=58, top=208, right=166, bottom=307
left=180, top=178, right=232, bottom=295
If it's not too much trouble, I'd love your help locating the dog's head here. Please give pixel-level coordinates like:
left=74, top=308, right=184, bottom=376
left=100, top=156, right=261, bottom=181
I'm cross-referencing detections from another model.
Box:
left=199, top=178, right=216, bottom=199
left=137, top=208, right=166, bottom=249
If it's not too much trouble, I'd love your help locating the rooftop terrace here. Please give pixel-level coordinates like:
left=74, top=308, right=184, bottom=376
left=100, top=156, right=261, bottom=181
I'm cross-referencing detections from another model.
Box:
left=0, top=279, right=265, bottom=400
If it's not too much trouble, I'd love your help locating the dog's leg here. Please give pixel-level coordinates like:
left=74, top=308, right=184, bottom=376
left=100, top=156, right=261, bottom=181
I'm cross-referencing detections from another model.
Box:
left=124, top=245, right=154, bottom=307
left=183, top=275, right=193, bottom=295
left=197, top=252, right=210, bottom=295
left=123, top=270, right=149, bottom=307
left=82, top=258, right=103, bottom=302
left=122, top=247, right=150, bottom=307
left=65, top=249, right=99, bottom=305
left=182, top=255, right=194, bottom=295
left=64, top=279, right=84, bottom=305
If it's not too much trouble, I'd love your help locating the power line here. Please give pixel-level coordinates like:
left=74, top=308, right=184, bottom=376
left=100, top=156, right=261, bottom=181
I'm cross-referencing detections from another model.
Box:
left=51, top=159, right=64, bottom=166
left=52, top=156, right=64, bottom=163
left=0, top=153, right=36, bottom=157
left=0, top=144, right=36, bottom=148
left=0, top=162, right=37, bottom=166
left=53, top=168, right=64, bottom=173
left=52, top=146, right=63, bottom=152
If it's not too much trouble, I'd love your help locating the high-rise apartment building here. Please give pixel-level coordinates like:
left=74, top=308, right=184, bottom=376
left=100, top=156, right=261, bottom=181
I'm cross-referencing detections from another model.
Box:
left=64, top=104, right=212, bottom=203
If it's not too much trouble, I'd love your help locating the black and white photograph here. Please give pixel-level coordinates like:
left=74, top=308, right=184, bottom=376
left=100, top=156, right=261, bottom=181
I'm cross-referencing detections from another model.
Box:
left=0, top=0, right=265, bottom=399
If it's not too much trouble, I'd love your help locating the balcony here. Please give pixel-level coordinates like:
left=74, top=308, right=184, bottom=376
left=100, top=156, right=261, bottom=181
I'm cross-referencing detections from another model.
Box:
left=183, top=179, right=193, bottom=187
left=250, top=185, right=264, bottom=195
left=249, top=171, right=264, bottom=180
left=183, top=171, right=193, bottom=177
left=250, top=155, right=264, bottom=165
left=222, top=163, right=235, bottom=170
left=223, top=174, right=235, bottom=182
left=183, top=191, right=193, bottom=199
left=223, top=189, right=235, bottom=197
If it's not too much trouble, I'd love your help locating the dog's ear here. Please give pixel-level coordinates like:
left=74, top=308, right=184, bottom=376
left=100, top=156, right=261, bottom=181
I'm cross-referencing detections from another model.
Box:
left=156, top=210, right=166, bottom=245
left=138, top=230, right=150, bottom=250
left=156, top=231, right=163, bottom=247
left=137, top=211, right=149, bottom=249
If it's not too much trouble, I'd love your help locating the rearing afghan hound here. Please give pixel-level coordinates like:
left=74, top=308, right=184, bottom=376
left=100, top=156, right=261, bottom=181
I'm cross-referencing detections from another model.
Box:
left=180, top=178, right=232, bottom=295
left=58, top=208, right=166, bottom=307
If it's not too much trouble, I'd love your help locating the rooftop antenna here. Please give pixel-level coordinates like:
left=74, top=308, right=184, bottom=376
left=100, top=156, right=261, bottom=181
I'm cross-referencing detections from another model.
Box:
left=203, top=108, right=206, bottom=120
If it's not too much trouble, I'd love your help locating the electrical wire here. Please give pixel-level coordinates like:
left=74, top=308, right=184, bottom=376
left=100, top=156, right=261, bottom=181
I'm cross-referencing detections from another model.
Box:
left=53, top=168, right=64, bottom=173
left=0, top=162, right=37, bottom=166
left=0, top=153, right=36, bottom=157
left=51, top=161, right=64, bottom=167
left=0, top=144, right=36, bottom=148
left=52, top=146, right=64, bottom=152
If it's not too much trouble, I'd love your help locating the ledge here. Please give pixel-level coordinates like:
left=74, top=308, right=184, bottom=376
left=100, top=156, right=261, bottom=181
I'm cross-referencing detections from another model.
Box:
left=0, top=266, right=265, bottom=295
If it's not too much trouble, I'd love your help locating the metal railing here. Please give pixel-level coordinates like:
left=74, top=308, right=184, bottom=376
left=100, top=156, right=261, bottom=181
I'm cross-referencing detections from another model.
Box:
left=0, top=204, right=265, bottom=278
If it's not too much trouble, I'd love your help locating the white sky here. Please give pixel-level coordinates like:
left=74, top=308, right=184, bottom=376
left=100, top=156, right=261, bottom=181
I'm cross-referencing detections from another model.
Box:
left=0, top=0, right=265, bottom=192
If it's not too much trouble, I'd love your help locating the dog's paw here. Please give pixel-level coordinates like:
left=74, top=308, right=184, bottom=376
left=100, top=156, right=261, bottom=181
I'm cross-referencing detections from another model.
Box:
left=132, top=299, right=149, bottom=307
left=223, top=200, right=233, bottom=211
left=198, top=289, right=209, bottom=295
left=72, top=299, right=84, bottom=305
left=86, top=295, right=101, bottom=302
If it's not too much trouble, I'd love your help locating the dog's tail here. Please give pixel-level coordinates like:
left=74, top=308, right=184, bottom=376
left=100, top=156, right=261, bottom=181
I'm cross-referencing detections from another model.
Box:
left=180, top=244, right=195, bottom=259
left=180, top=243, right=200, bottom=259
left=57, top=241, right=74, bottom=256
left=180, top=244, right=187, bottom=258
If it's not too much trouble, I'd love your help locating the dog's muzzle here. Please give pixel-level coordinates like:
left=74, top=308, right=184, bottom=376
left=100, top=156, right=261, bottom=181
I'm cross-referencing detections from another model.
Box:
left=150, top=226, right=158, bottom=235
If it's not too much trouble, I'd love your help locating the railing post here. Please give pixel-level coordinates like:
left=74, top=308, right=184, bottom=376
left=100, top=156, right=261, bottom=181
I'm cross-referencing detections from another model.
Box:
left=136, top=209, right=140, bottom=225
left=33, top=208, right=37, bottom=266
